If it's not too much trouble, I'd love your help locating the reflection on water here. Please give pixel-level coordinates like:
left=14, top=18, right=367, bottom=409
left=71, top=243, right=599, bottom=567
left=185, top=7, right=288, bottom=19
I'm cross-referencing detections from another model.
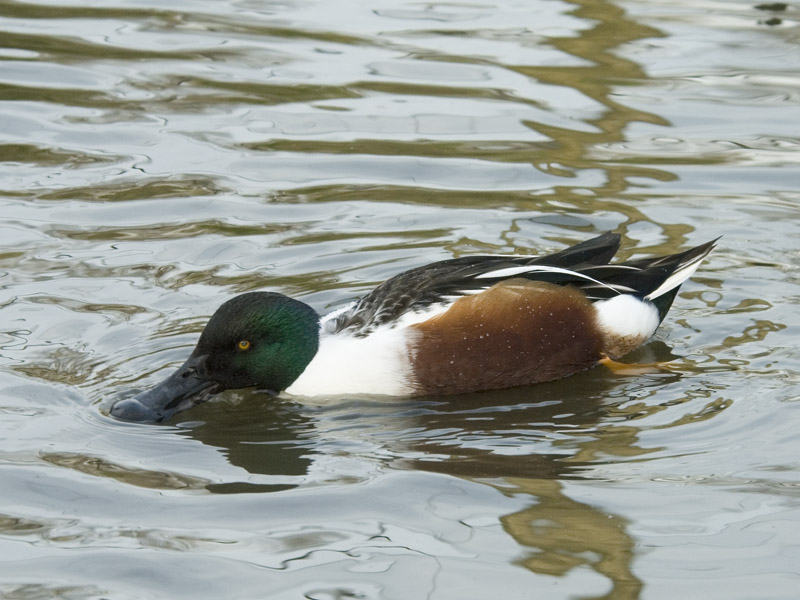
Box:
left=502, top=478, right=641, bottom=600
left=2, top=0, right=800, bottom=597
left=177, top=367, right=655, bottom=593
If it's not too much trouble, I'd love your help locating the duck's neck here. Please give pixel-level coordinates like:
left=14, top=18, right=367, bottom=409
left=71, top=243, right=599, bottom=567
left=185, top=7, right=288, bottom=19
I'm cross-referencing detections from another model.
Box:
left=254, top=296, right=321, bottom=392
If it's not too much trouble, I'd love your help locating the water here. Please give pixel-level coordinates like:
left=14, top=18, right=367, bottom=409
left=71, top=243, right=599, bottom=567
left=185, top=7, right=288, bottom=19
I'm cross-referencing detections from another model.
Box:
left=1, top=0, right=799, bottom=597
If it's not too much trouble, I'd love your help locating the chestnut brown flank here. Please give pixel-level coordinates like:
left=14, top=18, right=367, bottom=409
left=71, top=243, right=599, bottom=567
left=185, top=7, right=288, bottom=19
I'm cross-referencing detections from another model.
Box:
left=409, top=279, right=604, bottom=395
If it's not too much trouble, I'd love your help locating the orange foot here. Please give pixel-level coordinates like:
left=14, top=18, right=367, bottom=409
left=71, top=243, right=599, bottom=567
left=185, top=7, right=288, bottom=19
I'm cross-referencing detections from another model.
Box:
left=599, top=356, right=676, bottom=376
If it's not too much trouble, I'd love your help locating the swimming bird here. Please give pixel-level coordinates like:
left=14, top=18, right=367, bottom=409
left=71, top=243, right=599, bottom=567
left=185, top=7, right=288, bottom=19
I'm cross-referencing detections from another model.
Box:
left=110, top=233, right=716, bottom=422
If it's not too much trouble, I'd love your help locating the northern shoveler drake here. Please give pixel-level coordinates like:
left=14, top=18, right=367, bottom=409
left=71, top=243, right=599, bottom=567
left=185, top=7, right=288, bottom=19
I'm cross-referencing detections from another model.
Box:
left=110, top=232, right=716, bottom=422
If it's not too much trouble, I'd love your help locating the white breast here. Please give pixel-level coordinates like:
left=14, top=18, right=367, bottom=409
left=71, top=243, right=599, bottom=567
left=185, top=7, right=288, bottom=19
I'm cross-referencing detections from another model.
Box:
left=285, top=325, right=416, bottom=397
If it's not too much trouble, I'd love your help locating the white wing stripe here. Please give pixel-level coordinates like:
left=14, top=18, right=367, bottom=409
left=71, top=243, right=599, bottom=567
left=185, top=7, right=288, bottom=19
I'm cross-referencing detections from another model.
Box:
left=474, top=265, right=623, bottom=295
left=473, top=266, right=541, bottom=279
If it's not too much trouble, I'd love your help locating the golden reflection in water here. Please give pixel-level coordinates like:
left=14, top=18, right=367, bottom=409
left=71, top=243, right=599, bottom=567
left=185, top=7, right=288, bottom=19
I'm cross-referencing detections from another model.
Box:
left=514, top=0, right=705, bottom=254
left=517, top=0, right=669, bottom=185
left=500, top=477, right=642, bottom=600
left=255, top=0, right=706, bottom=255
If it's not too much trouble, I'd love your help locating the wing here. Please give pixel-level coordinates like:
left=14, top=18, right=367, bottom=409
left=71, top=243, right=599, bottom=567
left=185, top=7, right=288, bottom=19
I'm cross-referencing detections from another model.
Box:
left=326, top=233, right=716, bottom=336
left=327, top=233, right=620, bottom=335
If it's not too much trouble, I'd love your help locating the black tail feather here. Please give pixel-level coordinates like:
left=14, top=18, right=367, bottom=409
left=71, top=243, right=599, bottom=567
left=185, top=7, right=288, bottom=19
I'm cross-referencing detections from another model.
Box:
left=533, top=232, right=621, bottom=268
left=650, top=287, right=681, bottom=322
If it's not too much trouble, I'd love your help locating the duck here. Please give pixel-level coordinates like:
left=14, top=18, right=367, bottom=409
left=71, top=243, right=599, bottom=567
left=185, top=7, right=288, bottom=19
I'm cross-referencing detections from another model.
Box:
left=110, top=232, right=716, bottom=422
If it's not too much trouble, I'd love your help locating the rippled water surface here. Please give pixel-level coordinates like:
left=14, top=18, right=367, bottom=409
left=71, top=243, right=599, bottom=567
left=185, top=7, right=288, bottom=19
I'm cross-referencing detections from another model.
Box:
left=2, top=0, right=800, bottom=597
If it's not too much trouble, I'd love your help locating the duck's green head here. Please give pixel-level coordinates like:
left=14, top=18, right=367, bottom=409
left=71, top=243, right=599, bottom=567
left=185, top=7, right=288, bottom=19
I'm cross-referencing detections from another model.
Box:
left=110, top=292, right=320, bottom=423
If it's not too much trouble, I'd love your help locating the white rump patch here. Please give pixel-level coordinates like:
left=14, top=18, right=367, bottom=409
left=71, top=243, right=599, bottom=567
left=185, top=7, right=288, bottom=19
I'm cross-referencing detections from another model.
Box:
left=594, top=295, right=660, bottom=341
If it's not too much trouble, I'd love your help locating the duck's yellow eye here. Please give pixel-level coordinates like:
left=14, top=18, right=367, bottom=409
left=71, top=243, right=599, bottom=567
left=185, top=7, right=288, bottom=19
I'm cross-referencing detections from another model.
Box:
left=237, top=340, right=251, bottom=351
